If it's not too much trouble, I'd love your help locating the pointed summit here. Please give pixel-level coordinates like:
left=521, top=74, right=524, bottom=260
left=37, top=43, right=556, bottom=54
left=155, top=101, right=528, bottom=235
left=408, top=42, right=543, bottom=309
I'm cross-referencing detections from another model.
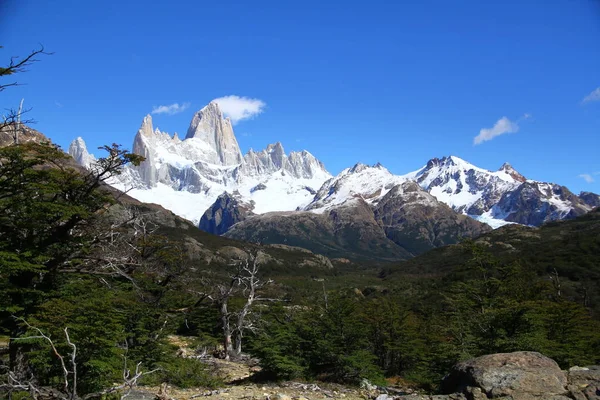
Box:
left=185, top=101, right=243, bottom=166
left=266, top=142, right=285, bottom=168
left=499, top=162, right=526, bottom=182
left=68, top=137, right=96, bottom=168
left=139, top=114, right=154, bottom=137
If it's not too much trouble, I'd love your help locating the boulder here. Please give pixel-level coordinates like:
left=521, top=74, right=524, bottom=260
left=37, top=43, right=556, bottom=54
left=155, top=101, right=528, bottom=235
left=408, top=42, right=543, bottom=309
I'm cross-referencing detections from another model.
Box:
left=441, top=351, right=568, bottom=398
left=568, top=367, right=600, bottom=400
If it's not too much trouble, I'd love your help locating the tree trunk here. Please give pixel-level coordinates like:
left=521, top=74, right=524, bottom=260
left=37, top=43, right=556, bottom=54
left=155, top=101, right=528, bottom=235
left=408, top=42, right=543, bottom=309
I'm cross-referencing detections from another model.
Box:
left=9, top=337, right=33, bottom=383
left=220, top=300, right=233, bottom=361
left=232, top=331, right=242, bottom=360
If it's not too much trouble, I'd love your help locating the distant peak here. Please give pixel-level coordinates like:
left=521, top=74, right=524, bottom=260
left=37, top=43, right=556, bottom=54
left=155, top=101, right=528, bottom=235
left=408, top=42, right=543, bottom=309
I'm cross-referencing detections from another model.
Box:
left=266, top=142, right=285, bottom=154
left=449, top=155, right=467, bottom=165
left=68, top=136, right=95, bottom=167
left=200, top=101, right=223, bottom=116
left=350, top=162, right=369, bottom=173
left=138, top=114, right=155, bottom=137
left=499, top=162, right=526, bottom=182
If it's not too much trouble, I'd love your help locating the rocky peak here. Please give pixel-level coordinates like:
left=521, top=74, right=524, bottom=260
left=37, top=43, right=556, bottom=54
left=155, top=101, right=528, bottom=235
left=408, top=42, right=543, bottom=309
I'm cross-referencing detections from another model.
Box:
left=242, top=143, right=329, bottom=180
left=68, top=137, right=96, bottom=168
left=286, top=150, right=329, bottom=179
left=265, top=142, right=286, bottom=168
left=139, top=115, right=154, bottom=137
left=132, top=116, right=158, bottom=187
left=199, top=191, right=255, bottom=235
left=580, top=191, right=600, bottom=208
left=350, top=162, right=369, bottom=174
left=185, top=101, right=243, bottom=166
left=499, top=162, right=527, bottom=182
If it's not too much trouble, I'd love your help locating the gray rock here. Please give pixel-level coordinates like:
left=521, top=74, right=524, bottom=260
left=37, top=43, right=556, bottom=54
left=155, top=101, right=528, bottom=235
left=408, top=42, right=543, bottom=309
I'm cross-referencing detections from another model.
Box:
left=441, top=351, right=568, bottom=398
left=186, top=101, right=243, bottom=166
left=269, top=394, right=292, bottom=400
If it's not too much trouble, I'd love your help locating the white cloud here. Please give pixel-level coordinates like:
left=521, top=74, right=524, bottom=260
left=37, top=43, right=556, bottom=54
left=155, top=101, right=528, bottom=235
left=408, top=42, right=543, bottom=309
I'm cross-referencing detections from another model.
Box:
left=579, top=174, right=595, bottom=183
left=151, top=102, right=190, bottom=115
left=213, top=95, right=265, bottom=124
left=474, top=116, right=521, bottom=145
left=582, top=87, right=600, bottom=104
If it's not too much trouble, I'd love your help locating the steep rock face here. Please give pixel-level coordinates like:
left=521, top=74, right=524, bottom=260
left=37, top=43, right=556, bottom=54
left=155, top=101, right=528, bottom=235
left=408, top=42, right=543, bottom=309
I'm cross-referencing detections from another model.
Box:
left=494, top=182, right=593, bottom=226
left=199, top=192, right=255, bottom=235
left=131, top=115, right=160, bottom=187
left=185, top=101, right=243, bottom=166
left=68, top=137, right=96, bottom=168
left=242, top=142, right=329, bottom=180
left=373, top=181, right=491, bottom=255
left=285, top=150, right=329, bottom=179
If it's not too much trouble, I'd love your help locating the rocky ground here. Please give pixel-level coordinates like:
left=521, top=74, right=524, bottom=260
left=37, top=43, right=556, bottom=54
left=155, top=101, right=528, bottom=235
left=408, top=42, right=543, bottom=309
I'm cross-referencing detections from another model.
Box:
left=131, top=338, right=600, bottom=400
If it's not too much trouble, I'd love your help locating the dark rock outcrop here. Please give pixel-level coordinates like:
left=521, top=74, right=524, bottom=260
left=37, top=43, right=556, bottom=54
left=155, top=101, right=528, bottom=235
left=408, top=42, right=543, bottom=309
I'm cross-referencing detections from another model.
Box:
left=373, top=182, right=491, bottom=255
left=199, top=192, right=254, bottom=235
left=495, top=183, right=591, bottom=226
left=580, top=192, right=600, bottom=209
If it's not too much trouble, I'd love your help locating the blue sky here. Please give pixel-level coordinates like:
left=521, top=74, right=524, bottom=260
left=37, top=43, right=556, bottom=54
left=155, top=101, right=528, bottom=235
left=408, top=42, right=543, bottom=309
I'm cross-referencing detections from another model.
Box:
left=1, top=0, right=599, bottom=193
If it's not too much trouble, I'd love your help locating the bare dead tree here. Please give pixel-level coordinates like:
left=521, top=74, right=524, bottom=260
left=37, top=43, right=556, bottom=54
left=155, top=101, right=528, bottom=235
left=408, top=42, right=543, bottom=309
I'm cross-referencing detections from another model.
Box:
left=549, top=267, right=562, bottom=297
left=198, top=251, right=274, bottom=360
left=1, top=45, right=51, bottom=136
left=1, top=45, right=51, bottom=92
left=230, top=255, right=273, bottom=357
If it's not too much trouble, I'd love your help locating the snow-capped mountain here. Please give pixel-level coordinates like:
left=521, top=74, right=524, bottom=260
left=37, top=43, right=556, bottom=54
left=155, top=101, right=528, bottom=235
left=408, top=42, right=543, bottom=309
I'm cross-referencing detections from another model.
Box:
left=70, top=101, right=331, bottom=224
left=69, top=101, right=599, bottom=233
left=304, top=162, right=407, bottom=212
left=68, top=137, right=96, bottom=169
left=403, top=156, right=597, bottom=228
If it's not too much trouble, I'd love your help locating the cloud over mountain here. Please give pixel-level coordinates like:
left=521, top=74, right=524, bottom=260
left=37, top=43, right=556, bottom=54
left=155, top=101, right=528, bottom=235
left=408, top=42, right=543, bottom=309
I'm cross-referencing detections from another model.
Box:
left=213, top=95, right=266, bottom=124
left=151, top=102, right=191, bottom=115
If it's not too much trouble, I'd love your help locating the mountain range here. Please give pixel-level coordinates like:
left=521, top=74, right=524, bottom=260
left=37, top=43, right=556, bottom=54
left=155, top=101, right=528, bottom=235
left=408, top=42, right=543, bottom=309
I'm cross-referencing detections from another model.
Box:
left=69, top=101, right=599, bottom=261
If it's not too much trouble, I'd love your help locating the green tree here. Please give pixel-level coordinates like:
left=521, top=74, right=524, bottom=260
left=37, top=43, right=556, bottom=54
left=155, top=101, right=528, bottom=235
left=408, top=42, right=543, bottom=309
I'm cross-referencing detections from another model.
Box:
left=0, top=141, right=143, bottom=383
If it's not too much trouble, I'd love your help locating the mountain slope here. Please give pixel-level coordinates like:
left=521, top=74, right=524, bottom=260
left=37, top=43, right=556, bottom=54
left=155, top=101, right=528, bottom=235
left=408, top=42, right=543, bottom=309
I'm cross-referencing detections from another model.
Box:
left=224, top=198, right=413, bottom=262
left=223, top=179, right=491, bottom=263
left=404, top=156, right=597, bottom=227
left=384, top=207, right=600, bottom=315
